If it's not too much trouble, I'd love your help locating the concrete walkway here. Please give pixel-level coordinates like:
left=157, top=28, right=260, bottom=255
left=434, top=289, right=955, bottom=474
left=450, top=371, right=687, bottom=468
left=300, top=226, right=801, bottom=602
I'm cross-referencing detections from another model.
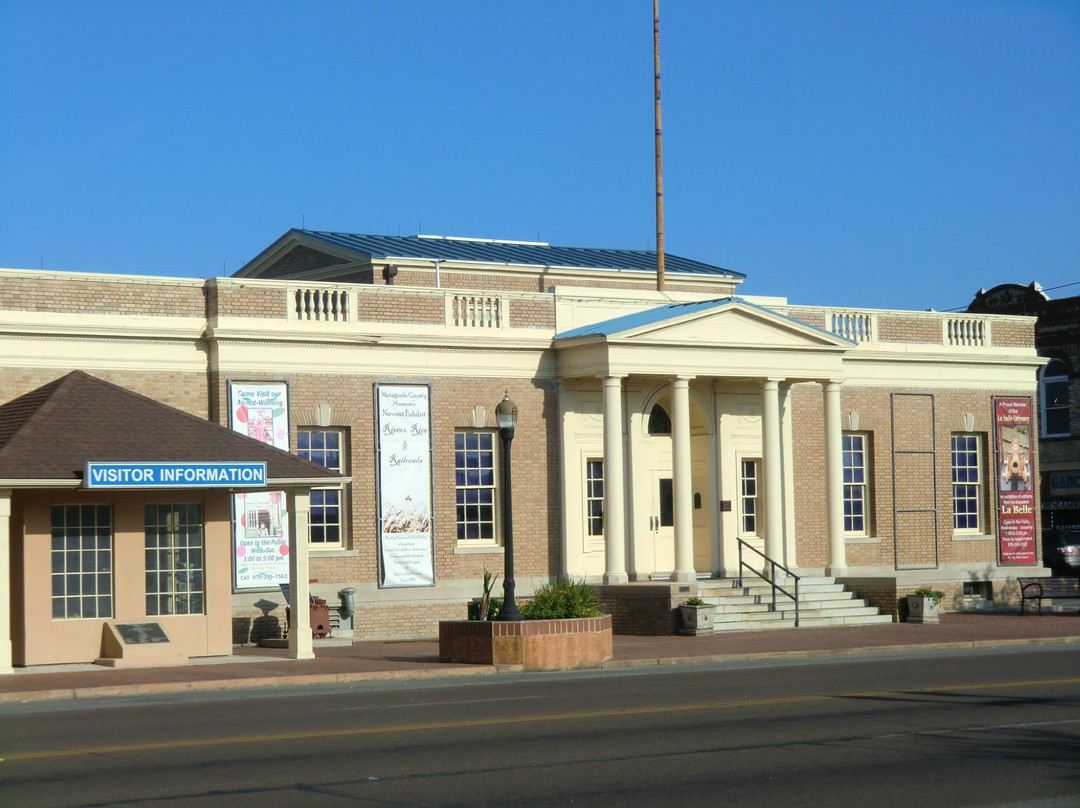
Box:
left=2, top=612, right=1078, bottom=704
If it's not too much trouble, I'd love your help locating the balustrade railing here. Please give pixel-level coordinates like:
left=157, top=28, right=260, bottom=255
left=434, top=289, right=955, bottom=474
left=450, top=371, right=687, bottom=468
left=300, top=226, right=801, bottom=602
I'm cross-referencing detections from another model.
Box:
left=291, top=287, right=350, bottom=322
left=450, top=294, right=503, bottom=328
left=829, top=311, right=875, bottom=342
left=945, top=316, right=987, bottom=347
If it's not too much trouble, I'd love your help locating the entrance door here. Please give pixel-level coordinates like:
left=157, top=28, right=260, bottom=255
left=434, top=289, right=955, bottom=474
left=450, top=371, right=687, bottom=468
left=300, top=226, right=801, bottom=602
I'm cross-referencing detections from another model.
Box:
left=691, top=441, right=712, bottom=573
left=650, top=472, right=675, bottom=575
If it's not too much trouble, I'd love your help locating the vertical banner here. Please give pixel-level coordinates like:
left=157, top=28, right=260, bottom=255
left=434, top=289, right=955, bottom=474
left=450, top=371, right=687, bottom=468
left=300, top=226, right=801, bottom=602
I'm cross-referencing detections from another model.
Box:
left=228, top=381, right=291, bottom=590
left=375, top=383, right=435, bottom=588
left=994, top=396, right=1037, bottom=565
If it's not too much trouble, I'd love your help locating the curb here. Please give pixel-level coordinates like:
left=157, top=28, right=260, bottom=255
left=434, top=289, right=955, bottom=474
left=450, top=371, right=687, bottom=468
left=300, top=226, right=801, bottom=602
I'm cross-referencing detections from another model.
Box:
left=2, top=635, right=1078, bottom=705
left=601, top=635, right=1080, bottom=670
left=0, top=665, right=499, bottom=705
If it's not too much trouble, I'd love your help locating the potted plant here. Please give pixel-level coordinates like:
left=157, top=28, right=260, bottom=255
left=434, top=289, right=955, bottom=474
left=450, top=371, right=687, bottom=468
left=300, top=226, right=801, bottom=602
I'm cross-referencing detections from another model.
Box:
left=678, top=596, right=717, bottom=636
left=905, top=586, right=945, bottom=624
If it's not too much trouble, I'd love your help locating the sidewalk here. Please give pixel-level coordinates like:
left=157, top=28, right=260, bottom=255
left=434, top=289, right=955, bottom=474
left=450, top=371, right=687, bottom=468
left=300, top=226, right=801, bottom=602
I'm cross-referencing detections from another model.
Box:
left=2, top=612, right=1078, bottom=704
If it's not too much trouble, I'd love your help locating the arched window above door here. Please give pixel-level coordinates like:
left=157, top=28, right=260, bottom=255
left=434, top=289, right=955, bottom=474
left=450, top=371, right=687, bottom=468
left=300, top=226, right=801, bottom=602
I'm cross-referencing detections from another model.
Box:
left=648, top=403, right=672, bottom=435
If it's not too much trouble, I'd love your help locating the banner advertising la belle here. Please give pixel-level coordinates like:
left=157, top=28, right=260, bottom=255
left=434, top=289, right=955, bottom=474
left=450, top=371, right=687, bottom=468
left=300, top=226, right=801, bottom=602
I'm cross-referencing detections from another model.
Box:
left=994, top=396, right=1037, bottom=566
left=228, top=381, right=291, bottom=590
left=375, top=383, right=435, bottom=588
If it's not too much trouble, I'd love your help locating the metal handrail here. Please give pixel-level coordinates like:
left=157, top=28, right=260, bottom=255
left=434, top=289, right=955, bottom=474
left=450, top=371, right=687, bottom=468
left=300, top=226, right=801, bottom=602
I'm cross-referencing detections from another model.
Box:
left=736, top=539, right=802, bottom=627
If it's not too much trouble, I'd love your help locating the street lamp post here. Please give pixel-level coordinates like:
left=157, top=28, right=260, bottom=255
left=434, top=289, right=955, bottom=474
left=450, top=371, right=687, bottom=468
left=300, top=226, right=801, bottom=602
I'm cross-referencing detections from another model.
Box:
left=495, top=392, right=523, bottom=621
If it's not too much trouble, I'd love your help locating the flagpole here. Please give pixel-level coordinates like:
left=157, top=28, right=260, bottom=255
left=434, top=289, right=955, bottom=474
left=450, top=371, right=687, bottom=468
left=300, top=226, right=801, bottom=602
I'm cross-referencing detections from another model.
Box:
left=653, top=0, right=665, bottom=292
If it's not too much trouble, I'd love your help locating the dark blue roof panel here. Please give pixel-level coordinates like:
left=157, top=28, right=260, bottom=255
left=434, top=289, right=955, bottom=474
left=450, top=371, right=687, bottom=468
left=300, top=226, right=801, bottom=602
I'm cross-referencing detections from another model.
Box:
left=556, top=299, right=736, bottom=339
left=295, top=230, right=743, bottom=279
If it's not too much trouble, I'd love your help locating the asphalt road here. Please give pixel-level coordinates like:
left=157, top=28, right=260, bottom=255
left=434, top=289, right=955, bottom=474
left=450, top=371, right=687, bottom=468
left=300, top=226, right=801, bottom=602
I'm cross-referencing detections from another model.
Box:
left=1, top=646, right=1078, bottom=808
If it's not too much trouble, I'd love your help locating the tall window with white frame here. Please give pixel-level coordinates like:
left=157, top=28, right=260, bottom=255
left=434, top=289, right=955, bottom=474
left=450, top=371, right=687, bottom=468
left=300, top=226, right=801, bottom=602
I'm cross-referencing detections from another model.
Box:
left=297, top=427, right=347, bottom=547
left=455, top=430, right=497, bottom=543
left=740, top=459, right=760, bottom=536
left=951, top=433, right=983, bottom=532
left=843, top=433, right=870, bottom=535
left=585, top=458, right=604, bottom=538
left=145, top=504, right=204, bottom=615
left=1040, top=358, right=1071, bottom=438
left=51, top=504, right=112, bottom=620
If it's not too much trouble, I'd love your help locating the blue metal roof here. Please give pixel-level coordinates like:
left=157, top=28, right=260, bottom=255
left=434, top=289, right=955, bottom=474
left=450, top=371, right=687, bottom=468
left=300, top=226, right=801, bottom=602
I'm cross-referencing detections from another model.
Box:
left=556, top=298, right=737, bottom=339
left=295, top=229, right=743, bottom=279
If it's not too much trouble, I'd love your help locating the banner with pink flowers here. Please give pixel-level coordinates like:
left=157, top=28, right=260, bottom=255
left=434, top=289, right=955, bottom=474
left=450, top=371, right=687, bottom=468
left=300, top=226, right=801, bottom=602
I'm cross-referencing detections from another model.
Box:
left=228, top=381, right=291, bottom=590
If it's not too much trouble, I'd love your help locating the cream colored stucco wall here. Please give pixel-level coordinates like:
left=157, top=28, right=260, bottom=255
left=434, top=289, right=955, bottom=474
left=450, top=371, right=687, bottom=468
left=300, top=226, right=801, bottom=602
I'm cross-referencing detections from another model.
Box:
left=15, top=490, right=232, bottom=666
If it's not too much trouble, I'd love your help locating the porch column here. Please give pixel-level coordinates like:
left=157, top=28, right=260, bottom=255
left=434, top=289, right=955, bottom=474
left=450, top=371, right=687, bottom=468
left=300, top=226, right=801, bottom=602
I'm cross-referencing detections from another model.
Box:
left=0, top=489, right=11, bottom=674
left=761, top=379, right=784, bottom=566
left=824, top=381, right=847, bottom=572
left=287, top=487, right=314, bottom=660
left=672, top=377, right=696, bottom=581
left=602, top=375, right=628, bottom=584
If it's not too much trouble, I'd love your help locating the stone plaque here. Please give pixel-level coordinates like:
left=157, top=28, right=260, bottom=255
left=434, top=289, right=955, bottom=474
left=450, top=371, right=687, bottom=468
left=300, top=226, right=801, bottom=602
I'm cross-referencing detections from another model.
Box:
left=116, top=623, right=170, bottom=645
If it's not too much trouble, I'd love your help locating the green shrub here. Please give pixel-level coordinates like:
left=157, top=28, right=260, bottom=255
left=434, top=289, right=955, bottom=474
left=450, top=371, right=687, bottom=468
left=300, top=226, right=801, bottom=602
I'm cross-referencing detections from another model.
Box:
left=467, top=597, right=503, bottom=620
left=520, top=576, right=602, bottom=619
left=682, top=596, right=705, bottom=607
left=912, top=586, right=945, bottom=604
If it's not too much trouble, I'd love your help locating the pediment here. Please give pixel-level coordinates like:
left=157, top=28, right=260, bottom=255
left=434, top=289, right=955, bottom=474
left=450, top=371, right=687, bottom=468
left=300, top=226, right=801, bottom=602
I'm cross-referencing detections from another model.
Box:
left=614, top=302, right=851, bottom=350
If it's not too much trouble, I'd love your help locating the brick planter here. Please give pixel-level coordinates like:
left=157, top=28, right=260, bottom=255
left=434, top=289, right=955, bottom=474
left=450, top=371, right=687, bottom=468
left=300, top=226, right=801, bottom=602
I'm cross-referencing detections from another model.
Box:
left=439, top=615, right=613, bottom=670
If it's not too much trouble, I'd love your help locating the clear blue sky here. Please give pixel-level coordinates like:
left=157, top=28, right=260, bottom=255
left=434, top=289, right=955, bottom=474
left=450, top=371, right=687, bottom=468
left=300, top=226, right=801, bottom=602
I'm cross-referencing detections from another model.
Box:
left=1, top=0, right=1077, bottom=311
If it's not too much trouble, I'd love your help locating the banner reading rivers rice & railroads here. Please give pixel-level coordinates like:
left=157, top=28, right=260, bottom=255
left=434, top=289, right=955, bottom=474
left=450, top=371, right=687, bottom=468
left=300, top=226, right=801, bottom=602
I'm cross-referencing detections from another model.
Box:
left=375, top=383, right=435, bottom=588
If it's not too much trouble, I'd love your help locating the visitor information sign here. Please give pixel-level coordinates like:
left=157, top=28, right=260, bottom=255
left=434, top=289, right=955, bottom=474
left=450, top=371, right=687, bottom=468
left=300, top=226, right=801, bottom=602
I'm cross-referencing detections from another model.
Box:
left=994, top=396, right=1037, bottom=565
left=375, top=383, right=435, bottom=588
left=228, top=380, right=291, bottom=590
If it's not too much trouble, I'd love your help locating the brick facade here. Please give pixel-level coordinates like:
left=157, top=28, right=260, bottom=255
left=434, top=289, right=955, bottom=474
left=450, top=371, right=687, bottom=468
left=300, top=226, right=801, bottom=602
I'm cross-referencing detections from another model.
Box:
left=0, top=259, right=1044, bottom=655
left=792, top=384, right=1038, bottom=572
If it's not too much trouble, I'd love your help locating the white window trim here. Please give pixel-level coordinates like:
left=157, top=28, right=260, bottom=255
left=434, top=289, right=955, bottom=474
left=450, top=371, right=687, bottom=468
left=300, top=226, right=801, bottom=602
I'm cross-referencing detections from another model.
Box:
left=738, top=456, right=761, bottom=538
left=297, top=427, right=347, bottom=549
left=950, top=432, right=984, bottom=535
left=455, top=429, right=501, bottom=546
left=842, top=432, right=870, bottom=537
left=584, top=455, right=605, bottom=550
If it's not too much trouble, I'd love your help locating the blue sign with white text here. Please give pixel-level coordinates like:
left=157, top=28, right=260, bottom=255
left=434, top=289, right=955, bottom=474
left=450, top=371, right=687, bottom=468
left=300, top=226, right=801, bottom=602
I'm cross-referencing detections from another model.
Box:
left=84, top=462, right=267, bottom=489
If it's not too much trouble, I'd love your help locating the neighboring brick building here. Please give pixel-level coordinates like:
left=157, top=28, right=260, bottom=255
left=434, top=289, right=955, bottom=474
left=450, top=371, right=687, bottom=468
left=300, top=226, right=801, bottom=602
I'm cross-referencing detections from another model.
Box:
left=0, top=231, right=1049, bottom=668
left=968, top=282, right=1080, bottom=538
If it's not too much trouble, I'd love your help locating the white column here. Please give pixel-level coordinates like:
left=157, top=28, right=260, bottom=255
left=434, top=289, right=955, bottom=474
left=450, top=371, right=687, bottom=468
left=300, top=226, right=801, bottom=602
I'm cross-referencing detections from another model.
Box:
left=602, top=376, right=628, bottom=584
left=761, top=379, right=784, bottom=565
left=0, top=489, right=12, bottom=674
left=287, top=487, right=314, bottom=660
left=672, top=377, right=696, bottom=581
left=824, top=381, right=847, bottom=572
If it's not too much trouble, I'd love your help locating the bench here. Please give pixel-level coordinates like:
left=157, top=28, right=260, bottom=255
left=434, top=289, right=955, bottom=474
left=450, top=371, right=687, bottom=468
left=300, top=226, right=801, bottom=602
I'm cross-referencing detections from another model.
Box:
left=1018, top=577, right=1080, bottom=615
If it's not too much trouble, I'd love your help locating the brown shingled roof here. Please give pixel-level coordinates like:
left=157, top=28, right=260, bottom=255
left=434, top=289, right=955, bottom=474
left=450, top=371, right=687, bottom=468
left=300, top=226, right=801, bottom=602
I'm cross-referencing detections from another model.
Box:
left=0, top=371, right=341, bottom=486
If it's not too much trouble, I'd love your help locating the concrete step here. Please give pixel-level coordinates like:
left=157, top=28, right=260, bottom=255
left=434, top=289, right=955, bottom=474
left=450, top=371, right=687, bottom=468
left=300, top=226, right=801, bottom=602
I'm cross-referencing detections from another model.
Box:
left=725, top=576, right=838, bottom=587
left=712, top=612, right=894, bottom=632
left=704, top=593, right=866, bottom=611
left=704, top=589, right=856, bottom=604
left=690, top=574, right=891, bottom=633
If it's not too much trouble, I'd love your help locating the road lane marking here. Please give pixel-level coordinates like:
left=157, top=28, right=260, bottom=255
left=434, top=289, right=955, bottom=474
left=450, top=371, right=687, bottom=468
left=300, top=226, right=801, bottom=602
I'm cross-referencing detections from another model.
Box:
left=3, top=675, right=1078, bottom=763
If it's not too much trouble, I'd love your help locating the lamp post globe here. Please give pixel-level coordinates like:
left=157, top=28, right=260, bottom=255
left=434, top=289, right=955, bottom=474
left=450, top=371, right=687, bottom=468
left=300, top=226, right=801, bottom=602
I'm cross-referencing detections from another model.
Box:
left=495, top=392, right=523, bottom=621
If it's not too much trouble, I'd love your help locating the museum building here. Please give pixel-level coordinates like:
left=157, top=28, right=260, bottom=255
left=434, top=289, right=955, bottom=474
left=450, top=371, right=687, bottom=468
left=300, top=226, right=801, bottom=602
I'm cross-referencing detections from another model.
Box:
left=0, top=229, right=1048, bottom=669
